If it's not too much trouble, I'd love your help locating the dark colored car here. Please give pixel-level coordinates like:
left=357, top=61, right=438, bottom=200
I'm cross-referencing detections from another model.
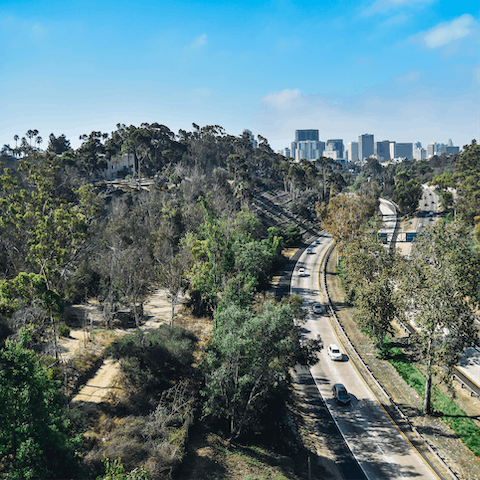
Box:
left=332, top=383, right=351, bottom=405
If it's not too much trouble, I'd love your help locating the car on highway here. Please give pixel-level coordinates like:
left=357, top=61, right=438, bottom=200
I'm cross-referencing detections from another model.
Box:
left=306, top=246, right=313, bottom=254
left=312, top=303, right=323, bottom=314
left=298, top=267, right=307, bottom=277
left=327, top=344, right=343, bottom=361
left=332, top=383, right=351, bottom=405
left=315, top=239, right=320, bottom=244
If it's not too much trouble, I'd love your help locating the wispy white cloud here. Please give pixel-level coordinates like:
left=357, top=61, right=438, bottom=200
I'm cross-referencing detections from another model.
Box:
left=190, top=33, right=207, bottom=49
left=421, top=14, right=476, bottom=48
left=364, top=0, right=433, bottom=16
left=394, top=70, right=421, bottom=83
left=261, top=89, right=302, bottom=110
left=0, top=15, right=48, bottom=39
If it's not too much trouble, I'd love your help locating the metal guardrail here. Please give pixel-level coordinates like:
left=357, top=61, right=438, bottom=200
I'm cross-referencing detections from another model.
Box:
left=322, top=243, right=459, bottom=480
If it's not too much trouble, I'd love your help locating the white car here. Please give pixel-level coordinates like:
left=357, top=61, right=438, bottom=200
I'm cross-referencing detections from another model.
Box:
left=298, top=268, right=307, bottom=277
left=327, top=344, right=343, bottom=361
left=312, top=303, right=323, bottom=314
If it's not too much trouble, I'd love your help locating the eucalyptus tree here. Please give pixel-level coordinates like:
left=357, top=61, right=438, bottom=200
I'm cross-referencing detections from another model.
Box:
left=342, top=232, right=400, bottom=355
left=201, top=298, right=322, bottom=439
left=316, top=192, right=379, bottom=253
left=399, top=221, right=479, bottom=414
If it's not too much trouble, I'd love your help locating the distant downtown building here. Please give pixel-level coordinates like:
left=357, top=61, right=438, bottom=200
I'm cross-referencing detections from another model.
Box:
left=347, top=142, right=358, bottom=162
left=358, top=134, right=374, bottom=162
left=414, top=141, right=426, bottom=160
left=295, top=129, right=319, bottom=142
left=427, top=141, right=460, bottom=158
left=325, top=139, right=344, bottom=159
left=375, top=140, right=392, bottom=161
left=290, top=129, right=325, bottom=161
left=390, top=142, right=413, bottom=160
left=242, top=129, right=257, bottom=148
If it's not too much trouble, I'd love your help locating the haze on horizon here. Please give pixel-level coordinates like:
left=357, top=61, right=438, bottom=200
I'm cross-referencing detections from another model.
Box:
left=1, top=0, right=479, bottom=152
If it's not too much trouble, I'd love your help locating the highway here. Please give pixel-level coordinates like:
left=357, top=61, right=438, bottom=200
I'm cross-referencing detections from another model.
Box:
left=292, top=236, right=440, bottom=480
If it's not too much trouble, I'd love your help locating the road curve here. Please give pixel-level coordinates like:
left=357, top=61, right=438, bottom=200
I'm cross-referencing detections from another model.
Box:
left=292, top=236, right=440, bottom=480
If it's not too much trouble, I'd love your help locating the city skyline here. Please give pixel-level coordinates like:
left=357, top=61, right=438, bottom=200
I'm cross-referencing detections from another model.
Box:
left=1, top=1, right=478, bottom=152
left=283, top=129, right=460, bottom=162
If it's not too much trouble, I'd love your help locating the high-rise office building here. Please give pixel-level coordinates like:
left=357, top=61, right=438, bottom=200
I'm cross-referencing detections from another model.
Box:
left=292, top=140, right=324, bottom=161
left=358, top=134, right=374, bottom=162
left=291, top=129, right=324, bottom=161
left=242, top=129, right=257, bottom=148
left=414, top=148, right=426, bottom=160
left=295, top=129, right=319, bottom=142
left=390, top=142, right=413, bottom=160
left=446, top=146, right=460, bottom=155
left=325, top=139, right=344, bottom=159
left=375, top=140, right=391, bottom=161
left=347, top=142, right=358, bottom=162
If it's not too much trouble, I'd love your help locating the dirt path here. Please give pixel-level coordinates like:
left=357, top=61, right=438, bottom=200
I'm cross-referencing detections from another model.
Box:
left=73, top=359, right=122, bottom=404
left=64, top=289, right=184, bottom=406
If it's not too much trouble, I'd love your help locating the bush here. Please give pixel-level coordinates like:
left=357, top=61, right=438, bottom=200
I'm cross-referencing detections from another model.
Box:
left=106, top=325, right=197, bottom=396
left=58, top=322, right=71, bottom=337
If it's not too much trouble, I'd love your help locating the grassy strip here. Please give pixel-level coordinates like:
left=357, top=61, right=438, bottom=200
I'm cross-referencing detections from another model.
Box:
left=386, top=344, right=480, bottom=457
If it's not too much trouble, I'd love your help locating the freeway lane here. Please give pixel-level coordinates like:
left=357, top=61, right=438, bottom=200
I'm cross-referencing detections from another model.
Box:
left=292, top=236, right=439, bottom=480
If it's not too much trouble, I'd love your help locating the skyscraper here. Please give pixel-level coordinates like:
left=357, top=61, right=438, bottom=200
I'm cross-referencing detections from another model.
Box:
left=375, top=140, right=391, bottom=161
left=358, top=134, right=374, bottom=162
left=291, top=129, right=324, bottom=161
left=390, top=142, right=413, bottom=160
left=347, top=142, right=358, bottom=162
left=295, top=130, right=319, bottom=142
left=325, top=139, right=344, bottom=159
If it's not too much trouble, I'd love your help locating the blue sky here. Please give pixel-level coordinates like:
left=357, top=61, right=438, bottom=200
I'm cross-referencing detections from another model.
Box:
left=1, top=0, right=479, bottom=152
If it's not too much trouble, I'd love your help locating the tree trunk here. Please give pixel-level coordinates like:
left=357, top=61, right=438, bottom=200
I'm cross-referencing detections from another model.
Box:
left=424, top=372, right=432, bottom=414
left=170, top=294, right=178, bottom=327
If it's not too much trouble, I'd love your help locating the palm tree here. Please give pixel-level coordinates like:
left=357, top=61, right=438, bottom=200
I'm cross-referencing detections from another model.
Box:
left=36, top=136, right=43, bottom=151
left=13, top=135, right=19, bottom=157
left=26, top=130, right=34, bottom=147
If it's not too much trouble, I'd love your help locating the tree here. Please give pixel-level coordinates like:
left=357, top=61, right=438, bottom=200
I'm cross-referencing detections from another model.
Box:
left=343, top=234, right=400, bottom=355
left=76, top=131, right=108, bottom=177
left=155, top=251, right=190, bottom=327
left=201, top=299, right=322, bottom=439
left=47, top=134, right=71, bottom=155
left=0, top=331, right=79, bottom=479
left=392, top=174, right=422, bottom=216
left=399, top=221, right=479, bottom=414
left=316, top=192, right=378, bottom=252
left=432, top=141, right=480, bottom=224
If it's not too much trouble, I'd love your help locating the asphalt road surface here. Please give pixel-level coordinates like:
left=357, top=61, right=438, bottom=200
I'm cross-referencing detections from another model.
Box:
left=292, top=235, right=440, bottom=480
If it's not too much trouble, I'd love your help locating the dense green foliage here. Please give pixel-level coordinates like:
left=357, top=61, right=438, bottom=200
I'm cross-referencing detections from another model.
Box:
left=107, top=325, right=197, bottom=398
left=342, top=233, right=401, bottom=354
left=432, top=141, right=480, bottom=223
left=399, top=220, right=479, bottom=413
left=201, top=297, right=322, bottom=439
left=0, top=332, right=79, bottom=479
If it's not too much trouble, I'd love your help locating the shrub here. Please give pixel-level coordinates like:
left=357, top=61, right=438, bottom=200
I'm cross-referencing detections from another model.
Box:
left=58, top=322, right=71, bottom=337
left=106, top=325, right=197, bottom=396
